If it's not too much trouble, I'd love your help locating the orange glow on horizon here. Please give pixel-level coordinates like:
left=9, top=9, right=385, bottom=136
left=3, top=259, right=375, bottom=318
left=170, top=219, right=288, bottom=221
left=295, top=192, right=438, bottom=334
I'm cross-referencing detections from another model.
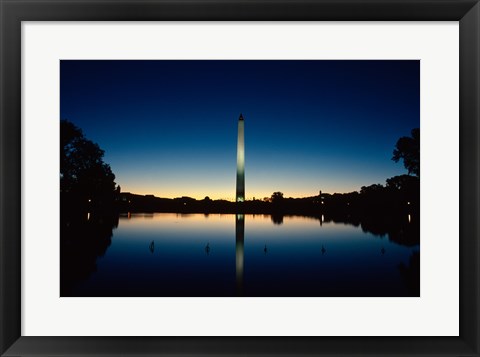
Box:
left=116, top=173, right=371, bottom=200
left=117, top=186, right=361, bottom=201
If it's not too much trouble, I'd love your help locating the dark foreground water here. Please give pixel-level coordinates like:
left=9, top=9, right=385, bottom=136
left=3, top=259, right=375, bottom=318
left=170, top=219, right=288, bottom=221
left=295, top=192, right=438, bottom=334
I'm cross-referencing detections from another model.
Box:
left=61, top=213, right=419, bottom=297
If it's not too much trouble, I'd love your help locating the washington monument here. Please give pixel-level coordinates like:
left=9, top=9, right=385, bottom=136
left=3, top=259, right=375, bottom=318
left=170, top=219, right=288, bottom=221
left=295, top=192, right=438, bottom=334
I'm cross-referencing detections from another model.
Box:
left=236, top=114, right=245, bottom=202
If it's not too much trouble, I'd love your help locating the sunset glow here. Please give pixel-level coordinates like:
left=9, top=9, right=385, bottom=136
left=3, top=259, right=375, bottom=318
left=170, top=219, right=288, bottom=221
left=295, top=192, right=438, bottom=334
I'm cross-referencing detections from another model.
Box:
left=61, top=60, right=419, bottom=200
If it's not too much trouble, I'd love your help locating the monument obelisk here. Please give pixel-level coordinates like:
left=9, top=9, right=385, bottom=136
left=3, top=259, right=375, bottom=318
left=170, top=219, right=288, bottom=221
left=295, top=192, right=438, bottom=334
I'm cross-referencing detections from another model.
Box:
left=236, top=114, right=245, bottom=202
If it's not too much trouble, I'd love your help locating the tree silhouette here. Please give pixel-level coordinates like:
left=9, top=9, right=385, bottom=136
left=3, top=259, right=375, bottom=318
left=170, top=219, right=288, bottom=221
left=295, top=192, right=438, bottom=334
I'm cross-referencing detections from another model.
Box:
left=386, top=174, right=420, bottom=209
left=271, top=191, right=284, bottom=204
left=61, top=119, right=116, bottom=208
left=385, top=174, right=419, bottom=191
left=360, top=184, right=384, bottom=196
left=392, top=128, right=420, bottom=177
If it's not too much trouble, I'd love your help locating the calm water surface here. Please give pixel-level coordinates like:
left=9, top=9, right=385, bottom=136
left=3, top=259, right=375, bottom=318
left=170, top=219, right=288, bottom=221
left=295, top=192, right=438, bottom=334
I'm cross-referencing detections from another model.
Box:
left=63, top=213, right=419, bottom=297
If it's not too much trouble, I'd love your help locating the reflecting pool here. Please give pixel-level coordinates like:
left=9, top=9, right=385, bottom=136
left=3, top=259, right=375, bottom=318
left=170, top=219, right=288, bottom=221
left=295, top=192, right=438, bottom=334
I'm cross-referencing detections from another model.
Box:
left=61, top=213, right=419, bottom=297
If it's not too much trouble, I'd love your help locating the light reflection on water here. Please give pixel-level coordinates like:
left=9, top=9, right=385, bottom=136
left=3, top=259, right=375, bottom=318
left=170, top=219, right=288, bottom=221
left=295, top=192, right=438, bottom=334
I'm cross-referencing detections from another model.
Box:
left=65, top=213, right=419, bottom=297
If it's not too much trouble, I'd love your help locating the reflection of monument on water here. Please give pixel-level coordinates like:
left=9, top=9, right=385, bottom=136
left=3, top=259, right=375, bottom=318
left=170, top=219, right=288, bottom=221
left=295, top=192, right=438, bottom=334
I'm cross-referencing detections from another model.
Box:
left=235, top=214, right=244, bottom=296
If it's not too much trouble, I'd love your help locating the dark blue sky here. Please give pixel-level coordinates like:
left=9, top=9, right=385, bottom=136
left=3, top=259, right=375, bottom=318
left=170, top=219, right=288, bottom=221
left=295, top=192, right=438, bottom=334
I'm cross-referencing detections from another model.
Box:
left=60, top=60, right=419, bottom=200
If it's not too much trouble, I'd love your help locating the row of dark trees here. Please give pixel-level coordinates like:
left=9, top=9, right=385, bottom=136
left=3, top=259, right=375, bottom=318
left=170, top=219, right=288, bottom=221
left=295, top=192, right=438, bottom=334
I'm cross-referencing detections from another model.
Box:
left=314, top=128, right=419, bottom=215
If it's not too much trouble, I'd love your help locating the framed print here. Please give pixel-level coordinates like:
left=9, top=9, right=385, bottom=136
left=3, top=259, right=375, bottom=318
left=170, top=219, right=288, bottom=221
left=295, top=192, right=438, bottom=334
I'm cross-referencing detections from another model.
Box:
left=1, top=0, right=479, bottom=356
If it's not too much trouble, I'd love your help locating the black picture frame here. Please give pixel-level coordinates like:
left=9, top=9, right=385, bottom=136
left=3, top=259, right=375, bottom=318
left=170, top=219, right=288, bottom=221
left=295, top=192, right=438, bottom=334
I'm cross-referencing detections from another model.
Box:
left=1, top=0, right=478, bottom=356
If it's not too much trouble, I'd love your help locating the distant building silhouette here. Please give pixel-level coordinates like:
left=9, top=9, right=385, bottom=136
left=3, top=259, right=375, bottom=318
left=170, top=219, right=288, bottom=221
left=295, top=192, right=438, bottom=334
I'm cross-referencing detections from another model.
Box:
left=119, top=192, right=133, bottom=202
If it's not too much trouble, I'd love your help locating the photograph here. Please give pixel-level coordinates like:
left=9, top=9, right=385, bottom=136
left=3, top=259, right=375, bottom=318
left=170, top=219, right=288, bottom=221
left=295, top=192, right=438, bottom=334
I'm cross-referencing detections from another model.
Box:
left=60, top=59, right=420, bottom=297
